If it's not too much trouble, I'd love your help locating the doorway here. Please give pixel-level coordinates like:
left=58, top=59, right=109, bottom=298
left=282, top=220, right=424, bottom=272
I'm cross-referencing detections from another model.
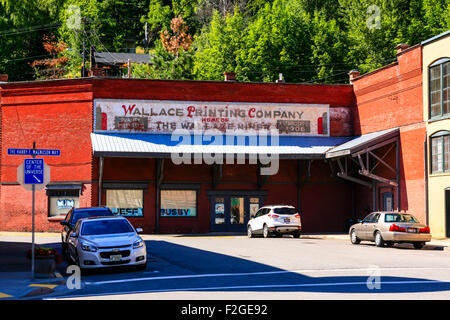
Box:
left=208, top=191, right=267, bottom=232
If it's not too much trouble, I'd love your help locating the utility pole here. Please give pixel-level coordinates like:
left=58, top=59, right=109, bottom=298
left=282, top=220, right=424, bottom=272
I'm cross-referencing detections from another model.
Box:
left=81, top=17, right=87, bottom=77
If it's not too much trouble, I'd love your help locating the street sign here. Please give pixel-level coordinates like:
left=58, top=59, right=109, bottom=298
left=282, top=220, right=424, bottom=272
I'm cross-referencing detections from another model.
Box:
left=8, top=148, right=61, bottom=156
left=24, top=159, right=44, bottom=184
left=17, top=161, right=50, bottom=191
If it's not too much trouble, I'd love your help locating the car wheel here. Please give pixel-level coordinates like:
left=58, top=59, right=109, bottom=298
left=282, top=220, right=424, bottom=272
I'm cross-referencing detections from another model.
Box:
left=374, top=231, right=385, bottom=247
left=263, top=225, right=270, bottom=238
left=350, top=229, right=360, bottom=244
left=292, top=231, right=301, bottom=238
left=247, top=226, right=254, bottom=238
left=413, top=242, right=425, bottom=249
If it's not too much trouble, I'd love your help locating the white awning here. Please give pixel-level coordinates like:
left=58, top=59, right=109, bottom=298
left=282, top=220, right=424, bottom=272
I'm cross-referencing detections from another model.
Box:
left=325, top=128, right=399, bottom=159
left=91, top=132, right=353, bottom=159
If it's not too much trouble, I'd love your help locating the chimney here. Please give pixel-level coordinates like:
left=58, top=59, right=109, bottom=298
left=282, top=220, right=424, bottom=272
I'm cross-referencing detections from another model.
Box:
left=0, top=74, right=8, bottom=82
left=395, top=43, right=409, bottom=55
left=224, top=72, right=236, bottom=82
left=276, top=73, right=285, bottom=83
left=348, top=70, right=360, bottom=84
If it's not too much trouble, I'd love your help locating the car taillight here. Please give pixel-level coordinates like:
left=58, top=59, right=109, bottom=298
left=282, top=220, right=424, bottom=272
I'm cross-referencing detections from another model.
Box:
left=389, top=224, right=407, bottom=232
left=268, top=214, right=279, bottom=219
left=419, top=226, right=430, bottom=233
left=294, top=214, right=300, bottom=218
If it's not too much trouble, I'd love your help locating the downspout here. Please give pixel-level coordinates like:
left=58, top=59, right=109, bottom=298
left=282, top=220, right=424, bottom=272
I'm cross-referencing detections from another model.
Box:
left=98, top=156, right=104, bottom=206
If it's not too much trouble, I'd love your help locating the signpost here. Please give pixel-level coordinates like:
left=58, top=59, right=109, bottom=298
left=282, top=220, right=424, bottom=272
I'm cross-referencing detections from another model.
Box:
left=8, top=143, right=60, bottom=279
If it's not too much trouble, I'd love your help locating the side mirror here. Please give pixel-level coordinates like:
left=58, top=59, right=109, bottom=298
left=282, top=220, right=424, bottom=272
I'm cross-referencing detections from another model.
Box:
left=69, top=232, right=78, bottom=238
left=136, top=228, right=143, bottom=233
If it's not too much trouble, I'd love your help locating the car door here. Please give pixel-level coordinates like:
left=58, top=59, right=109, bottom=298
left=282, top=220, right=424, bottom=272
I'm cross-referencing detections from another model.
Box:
left=359, top=213, right=374, bottom=240
left=61, top=208, right=73, bottom=244
left=366, top=213, right=380, bottom=241
left=67, top=220, right=81, bottom=262
left=252, top=208, right=267, bottom=233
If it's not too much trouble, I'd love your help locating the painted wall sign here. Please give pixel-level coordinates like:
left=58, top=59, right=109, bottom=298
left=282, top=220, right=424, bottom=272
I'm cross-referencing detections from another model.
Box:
left=56, top=199, right=75, bottom=210
left=94, top=99, right=330, bottom=136
left=111, top=207, right=144, bottom=217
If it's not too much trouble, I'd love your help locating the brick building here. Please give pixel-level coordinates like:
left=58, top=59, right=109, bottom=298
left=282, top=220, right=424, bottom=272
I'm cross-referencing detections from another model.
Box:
left=0, top=39, right=435, bottom=236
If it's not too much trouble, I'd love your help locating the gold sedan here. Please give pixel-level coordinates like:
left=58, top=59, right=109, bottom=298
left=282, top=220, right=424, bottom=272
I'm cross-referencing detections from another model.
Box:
left=349, top=212, right=431, bottom=249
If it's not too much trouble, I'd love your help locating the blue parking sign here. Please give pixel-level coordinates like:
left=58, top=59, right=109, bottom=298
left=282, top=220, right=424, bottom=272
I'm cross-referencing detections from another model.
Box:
left=24, top=159, right=44, bottom=184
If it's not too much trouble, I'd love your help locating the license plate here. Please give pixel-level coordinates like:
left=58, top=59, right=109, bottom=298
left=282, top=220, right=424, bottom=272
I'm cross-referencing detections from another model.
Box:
left=110, top=255, right=122, bottom=261
left=284, top=218, right=290, bottom=223
left=407, top=228, right=417, bottom=233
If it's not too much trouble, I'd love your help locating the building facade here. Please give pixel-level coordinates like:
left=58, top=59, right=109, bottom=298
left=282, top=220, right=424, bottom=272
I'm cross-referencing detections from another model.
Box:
left=0, top=34, right=447, bottom=237
left=422, top=31, right=450, bottom=239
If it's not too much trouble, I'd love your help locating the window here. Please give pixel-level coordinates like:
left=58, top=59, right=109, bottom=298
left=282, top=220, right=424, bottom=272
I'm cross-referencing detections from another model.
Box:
left=106, top=189, right=144, bottom=217
left=160, top=190, right=197, bottom=217
left=429, top=58, right=450, bottom=119
left=48, top=189, right=80, bottom=218
left=431, top=131, right=450, bottom=173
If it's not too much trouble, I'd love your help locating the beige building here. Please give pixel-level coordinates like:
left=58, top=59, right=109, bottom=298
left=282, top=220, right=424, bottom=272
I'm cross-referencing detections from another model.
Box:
left=422, top=30, right=450, bottom=239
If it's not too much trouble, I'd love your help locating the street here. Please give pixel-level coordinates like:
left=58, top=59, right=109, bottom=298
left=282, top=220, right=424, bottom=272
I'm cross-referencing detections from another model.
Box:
left=4, top=232, right=447, bottom=300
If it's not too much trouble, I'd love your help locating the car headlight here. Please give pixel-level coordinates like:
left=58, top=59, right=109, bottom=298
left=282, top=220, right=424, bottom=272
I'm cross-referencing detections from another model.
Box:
left=81, top=242, right=98, bottom=252
left=133, top=239, right=144, bottom=249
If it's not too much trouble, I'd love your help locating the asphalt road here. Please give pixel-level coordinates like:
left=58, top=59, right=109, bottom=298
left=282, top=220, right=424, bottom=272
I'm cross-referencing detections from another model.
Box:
left=43, top=233, right=450, bottom=300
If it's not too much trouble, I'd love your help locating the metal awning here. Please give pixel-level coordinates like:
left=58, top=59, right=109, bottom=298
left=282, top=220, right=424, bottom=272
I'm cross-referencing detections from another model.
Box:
left=90, top=132, right=353, bottom=160
left=325, top=127, right=399, bottom=158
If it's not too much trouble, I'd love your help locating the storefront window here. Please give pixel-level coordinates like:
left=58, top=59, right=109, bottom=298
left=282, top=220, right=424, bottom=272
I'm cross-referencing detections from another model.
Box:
left=48, top=190, right=79, bottom=218
left=106, top=189, right=144, bottom=217
left=160, top=190, right=197, bottom=217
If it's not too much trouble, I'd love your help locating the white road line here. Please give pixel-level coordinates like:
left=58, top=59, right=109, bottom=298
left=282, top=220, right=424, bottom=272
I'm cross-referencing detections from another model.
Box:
left=47, top=279, right=450, bottom=300
left=85, top=267, right=450, bottom=286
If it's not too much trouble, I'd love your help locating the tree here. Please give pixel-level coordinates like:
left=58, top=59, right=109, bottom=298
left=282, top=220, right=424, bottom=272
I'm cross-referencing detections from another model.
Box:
left=31, top=35, right=69, bottom=79
left=193, top=8, right=248, bottom=80
left=134, top=16, right=194, bottom=79
left=0, top=0, right=64, bottom=81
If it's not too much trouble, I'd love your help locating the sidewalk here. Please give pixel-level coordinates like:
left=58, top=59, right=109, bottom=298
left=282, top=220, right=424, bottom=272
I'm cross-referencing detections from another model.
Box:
left=0, top=231, right=449, bottom=299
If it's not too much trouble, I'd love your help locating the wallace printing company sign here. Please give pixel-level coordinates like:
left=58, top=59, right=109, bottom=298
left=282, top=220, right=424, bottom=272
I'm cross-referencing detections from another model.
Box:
left=94, top=99, right=329, bottom=136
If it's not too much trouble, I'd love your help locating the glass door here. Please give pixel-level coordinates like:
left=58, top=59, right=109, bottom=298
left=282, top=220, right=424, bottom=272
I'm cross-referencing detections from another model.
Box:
left=209, top=193, right=265, bottom=232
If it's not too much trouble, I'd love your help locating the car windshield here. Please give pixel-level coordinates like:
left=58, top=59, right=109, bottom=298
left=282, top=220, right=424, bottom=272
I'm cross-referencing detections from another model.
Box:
left=81, top=219, right=134, bottom=236
left=273, top=207, right=297, bottom=215
left=384, top=213, right=419, bottom=223
left=71, top=210, right=113, bottom=225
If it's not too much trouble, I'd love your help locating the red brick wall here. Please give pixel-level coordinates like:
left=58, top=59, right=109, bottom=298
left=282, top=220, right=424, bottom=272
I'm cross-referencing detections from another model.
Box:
left=0, top=80, right=94, bottom=231
left=351, top=45, right=425, bottom=221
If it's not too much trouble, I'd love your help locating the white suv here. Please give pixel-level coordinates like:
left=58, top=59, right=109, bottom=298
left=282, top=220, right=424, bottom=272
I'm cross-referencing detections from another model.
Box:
left=247, top=205, right=302, bottom=238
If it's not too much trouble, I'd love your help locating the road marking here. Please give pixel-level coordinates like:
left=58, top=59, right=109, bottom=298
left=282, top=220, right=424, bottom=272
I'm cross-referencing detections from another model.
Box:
left=29, top=284, right=58, bottom=289
left=0, top=292, right=12, bottom=298
left=46, top=279, right=450, bottom=300
left=85, top=267, right=450, bottom=286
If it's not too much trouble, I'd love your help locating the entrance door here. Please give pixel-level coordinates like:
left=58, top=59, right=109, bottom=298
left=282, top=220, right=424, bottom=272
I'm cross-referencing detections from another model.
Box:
left=446, top=190, right=450, bottom=238
left=209, top=192, right=265, bottom=232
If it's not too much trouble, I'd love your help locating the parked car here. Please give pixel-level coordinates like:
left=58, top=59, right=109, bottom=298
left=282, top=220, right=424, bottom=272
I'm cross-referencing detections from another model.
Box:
left=66, top=216, right=147, bottom=270
left=247, top=205, right=302, bottom=238
left=60, top=207, right=115, bottom=257
left=349, top=211, right=431, bottom=249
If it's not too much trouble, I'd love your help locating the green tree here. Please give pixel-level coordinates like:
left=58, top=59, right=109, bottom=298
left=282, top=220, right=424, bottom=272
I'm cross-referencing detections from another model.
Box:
left=0, top=0, right=64, bottom=81
left=193, top=8, right=248, bottom=80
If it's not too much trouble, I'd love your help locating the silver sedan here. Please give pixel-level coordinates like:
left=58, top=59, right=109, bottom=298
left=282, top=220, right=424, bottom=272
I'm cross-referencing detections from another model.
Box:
left=349, top=212, right=431, bottom=249
left=67, top=216, right=147, bottom=269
